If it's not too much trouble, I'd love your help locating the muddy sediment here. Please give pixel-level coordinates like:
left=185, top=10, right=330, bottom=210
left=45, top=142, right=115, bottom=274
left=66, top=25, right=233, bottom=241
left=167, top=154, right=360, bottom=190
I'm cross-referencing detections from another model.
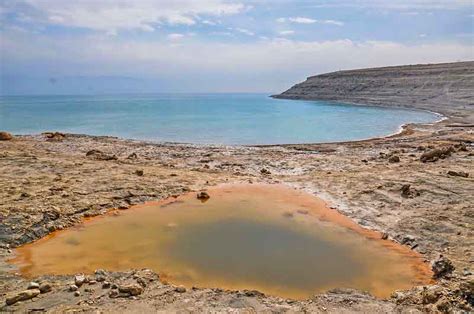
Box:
left=9, top=184, right=433, bottom=300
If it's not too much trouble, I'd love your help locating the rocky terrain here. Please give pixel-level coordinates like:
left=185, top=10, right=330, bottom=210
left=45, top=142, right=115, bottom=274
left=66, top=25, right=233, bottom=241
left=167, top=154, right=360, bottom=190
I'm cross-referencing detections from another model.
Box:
left=0, top=61, right=473, bottom=312
left=273, top=61, right=474, bottom=124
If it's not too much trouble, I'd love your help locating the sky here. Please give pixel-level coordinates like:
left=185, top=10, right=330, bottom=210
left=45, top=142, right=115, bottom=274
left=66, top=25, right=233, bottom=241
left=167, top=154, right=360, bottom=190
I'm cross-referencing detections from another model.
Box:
left=0, top=0, right=473, bottom=95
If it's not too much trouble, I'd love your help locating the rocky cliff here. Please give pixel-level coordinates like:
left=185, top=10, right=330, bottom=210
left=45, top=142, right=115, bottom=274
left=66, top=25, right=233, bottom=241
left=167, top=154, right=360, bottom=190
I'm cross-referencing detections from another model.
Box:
left=273, top=61, right=474, bottom=123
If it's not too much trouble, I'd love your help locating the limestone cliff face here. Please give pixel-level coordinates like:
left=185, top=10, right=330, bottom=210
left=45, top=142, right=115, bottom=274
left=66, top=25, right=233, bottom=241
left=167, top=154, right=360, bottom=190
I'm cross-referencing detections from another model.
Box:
left=273, top=61, right=474, bottom=123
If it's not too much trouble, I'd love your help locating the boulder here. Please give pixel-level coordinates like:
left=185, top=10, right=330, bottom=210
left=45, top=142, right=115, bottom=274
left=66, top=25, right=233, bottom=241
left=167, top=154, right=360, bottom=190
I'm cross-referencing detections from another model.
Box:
left=422, top=285, right=443, bottom=304
left=0, top=131, right=13, bottom=141
left=86, top=149, right=117, bottom=161
left=388, top=155, right=400, bottom=163
left=197, top=191, right=210, bottom=200
left=39, top=282, right=52, bottom=293
left=43, top=132, right=65, bottom=141
left=401, top=184, right=412, bottom=198
left=459, top=279, right=473, bottom=305
left=175, top=286, right=186, bottom=293
left=6, top=289, right=40, bottom=305
left=420, top=146, right=454, bottom=162
left=27, top=282, right=40, bottom=289
left=431, top=256, right=455, bottom=278
left=75, top=274, right=86, bottom=286
left=447, top=170, right=469, bottom=178
left=118, top=284, right=143, bottom=296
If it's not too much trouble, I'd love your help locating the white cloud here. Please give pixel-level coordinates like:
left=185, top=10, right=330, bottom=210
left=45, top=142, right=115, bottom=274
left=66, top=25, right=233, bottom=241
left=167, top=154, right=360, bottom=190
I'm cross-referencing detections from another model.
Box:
left=277, top=17, right=344, bottom=26
left=279, top=30, right=295, bottom=36
left=167, top=33, right=184, bottom=40
left=2, top=0, right=245, bottom=33
left=230, top=27, right=255, bottom=36
left=311, top=0, right=472, bottom=9
left=202, top=20, right=217, bottom=25
left=289, top=17, right=317, bottom=24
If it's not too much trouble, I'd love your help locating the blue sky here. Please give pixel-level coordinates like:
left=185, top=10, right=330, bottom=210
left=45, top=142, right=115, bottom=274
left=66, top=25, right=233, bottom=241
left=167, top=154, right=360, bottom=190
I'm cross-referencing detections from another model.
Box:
left=0, top=0, right=473, bottom=95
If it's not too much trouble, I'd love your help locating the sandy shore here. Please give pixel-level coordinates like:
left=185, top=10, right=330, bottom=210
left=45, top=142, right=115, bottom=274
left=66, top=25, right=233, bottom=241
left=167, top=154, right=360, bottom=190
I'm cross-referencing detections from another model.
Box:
left=0, top=110, right=473, bottom=312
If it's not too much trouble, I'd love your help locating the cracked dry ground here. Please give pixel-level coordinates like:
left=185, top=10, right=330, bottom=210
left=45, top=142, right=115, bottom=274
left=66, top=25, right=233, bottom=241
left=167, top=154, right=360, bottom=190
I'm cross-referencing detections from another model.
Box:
left=0, top=123, right=473, bottom=312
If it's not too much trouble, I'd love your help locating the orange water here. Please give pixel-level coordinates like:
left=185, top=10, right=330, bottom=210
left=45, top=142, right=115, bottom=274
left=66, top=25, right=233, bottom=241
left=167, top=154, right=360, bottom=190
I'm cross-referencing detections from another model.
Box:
left=11, top=184, right=432, bottom=299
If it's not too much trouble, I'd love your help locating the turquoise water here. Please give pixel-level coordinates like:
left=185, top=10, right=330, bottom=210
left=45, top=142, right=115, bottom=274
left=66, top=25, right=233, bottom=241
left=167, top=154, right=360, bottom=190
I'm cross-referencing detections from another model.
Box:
left=0, top=94, right=438, bottom=145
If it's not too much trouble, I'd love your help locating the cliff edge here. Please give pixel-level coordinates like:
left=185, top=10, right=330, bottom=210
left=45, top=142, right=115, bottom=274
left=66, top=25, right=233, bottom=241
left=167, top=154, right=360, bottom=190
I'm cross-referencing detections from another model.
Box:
left=273, top=61, right=474, bottom=123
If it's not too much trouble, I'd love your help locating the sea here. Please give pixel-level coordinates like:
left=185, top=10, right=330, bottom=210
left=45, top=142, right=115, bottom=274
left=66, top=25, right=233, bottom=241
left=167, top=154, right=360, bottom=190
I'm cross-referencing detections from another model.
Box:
left=0, top=93, right=439, bottom=145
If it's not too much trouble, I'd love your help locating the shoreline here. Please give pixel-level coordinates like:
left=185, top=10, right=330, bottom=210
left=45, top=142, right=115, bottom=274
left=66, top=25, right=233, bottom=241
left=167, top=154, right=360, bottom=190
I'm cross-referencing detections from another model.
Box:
left=1, top=82, right=473, bottom=312
left=1, top=117, right=472, bottom=311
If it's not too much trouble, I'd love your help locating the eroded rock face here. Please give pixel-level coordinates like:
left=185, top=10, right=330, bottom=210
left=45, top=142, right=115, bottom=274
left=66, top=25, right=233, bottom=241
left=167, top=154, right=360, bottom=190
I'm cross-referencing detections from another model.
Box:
left=272, top=61, right=474, bottom=122
left=0, top=131, right=13, bottom=141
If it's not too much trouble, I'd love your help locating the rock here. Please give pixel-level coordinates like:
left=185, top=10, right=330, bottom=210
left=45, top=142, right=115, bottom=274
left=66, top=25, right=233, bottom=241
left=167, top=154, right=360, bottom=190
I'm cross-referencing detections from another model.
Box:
left=422, top=286, right=443, bottom=304
left=96, top=275, right=106, bottom=282
left=459, top=279, right=473, bottom=305
left=401, top=184, right=412, bottom=198
left=381, top=232, right=389, bottom=240
left=388, top=155, right=400, bottom=163
left=69, top=284, right=79, bottom=292
left=454, top=143, right=468, bottom=152
left=431, top=256, right=455, bottom=278
left=175, top=286, right=186, bottom=293
left=43, top=132, right=65, bottom=141
left=118, top=284, right=143, bottom=296
left=420, top=146, right=454, bottom=162
left=6, top=289, right=40, bottom=305
left=400, top=234, right=416, bottom=245
left=260, top=168, right=271, bottom=175
left=136, top=277, right=147, bottom=287
left=43, top=209, right=60, bottom=221
left=436, top=296, right=452, bottom=312
left=447, top=170, right=469, bottom=178
left=95, top=269, right=107, bottom=276
left=135, top=169, right=144, bottom=176
left=196, top=191, right=210, bottom=200
left=74, top=291, right=81, bottom=297
left=0, top=131, right=13, bottom=141
left=27, top=282, right=40, bottom=289
left=85, top=149, right=117, bottom=161
left=244, top=290, right=265, bottom=297
left=39, top=282, right=52, bottom=293
left=75, top=274, right=86, bottom=286
left=102, top=281, right=111, bottom=289
left=127, top=152, right=138, bottom=159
